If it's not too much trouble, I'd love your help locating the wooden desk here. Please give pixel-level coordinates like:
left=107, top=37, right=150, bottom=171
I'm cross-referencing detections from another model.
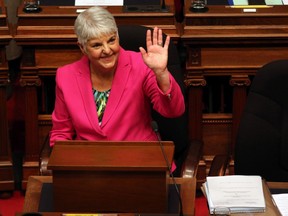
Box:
left=182, top=2, right=288, bottom=186
left=23, top=175, right=195, bottom=215
left=16, top=2, right=179, bottom=38
left=267, top=181, right=288, bottom=188
left=0, top=0, right=15, bottom=193
left=23, top=176, right=284, bottom=216
left=17, top=7, right=178, bottom=35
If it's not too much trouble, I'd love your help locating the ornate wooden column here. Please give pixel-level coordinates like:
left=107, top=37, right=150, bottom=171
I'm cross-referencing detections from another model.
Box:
left=20, top=47, right=41, bottom=189
left=185, top=75, right=207, bottom=188
left=185, top=76, right=206, bottom=141
left=230, top=75, right=251, bottom=159
left=0, top=64, right=14, bottom=193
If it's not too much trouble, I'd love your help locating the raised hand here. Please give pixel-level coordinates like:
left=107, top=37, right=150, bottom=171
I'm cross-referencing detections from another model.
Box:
left=139, top=27, right=171, bottom=93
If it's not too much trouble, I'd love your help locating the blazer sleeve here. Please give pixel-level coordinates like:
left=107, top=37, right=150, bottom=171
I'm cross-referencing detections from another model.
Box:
left=50, top=68, right=76, bottom=146
left=144, top=69, right=185, bottom=118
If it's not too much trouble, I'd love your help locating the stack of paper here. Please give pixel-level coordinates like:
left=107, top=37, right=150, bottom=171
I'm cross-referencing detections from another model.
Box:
left=203, top=175, right=266, bottom=214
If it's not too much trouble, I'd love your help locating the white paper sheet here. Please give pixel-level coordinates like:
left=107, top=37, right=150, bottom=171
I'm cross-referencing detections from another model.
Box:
left=205, top=175, right=266, bottom=214
left=75, top=0, right=123, bottom=6
left=272, top=194, right=288, bottom=216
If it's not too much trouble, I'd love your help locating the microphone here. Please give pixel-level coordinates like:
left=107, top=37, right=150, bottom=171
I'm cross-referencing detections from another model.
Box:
left=151, top=121, right=172, bottom=172
left=151, top=121, right=183, bottom=216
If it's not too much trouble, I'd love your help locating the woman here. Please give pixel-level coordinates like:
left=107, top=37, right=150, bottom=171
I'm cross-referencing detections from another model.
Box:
left=50, top=6, right=185, bottom=147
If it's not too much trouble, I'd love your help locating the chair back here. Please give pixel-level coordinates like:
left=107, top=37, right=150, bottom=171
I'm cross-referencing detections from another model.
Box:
left=235, top=59, right=288, bottom=181
left=118, top=25, right=189, bottom=175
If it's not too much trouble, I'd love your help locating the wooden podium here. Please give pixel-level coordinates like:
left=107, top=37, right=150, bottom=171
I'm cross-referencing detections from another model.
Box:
left=47, top=140, right=175, bottom=213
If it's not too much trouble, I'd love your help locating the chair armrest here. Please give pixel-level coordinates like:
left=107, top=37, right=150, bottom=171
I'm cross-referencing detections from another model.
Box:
left=181, top=139, right=203, bottom=178
left=208, top=154, right=230, bottom=176
left=39, top=134, right=53, bottom=176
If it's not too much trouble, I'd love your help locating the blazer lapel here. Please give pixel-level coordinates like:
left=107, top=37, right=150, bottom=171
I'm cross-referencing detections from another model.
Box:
left=100, top=49, right=131, bottom=127
left=76, top=57, right=103, bottom=133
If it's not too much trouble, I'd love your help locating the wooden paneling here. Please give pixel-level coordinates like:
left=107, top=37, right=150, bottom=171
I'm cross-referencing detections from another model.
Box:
left=182, top=1, right=288, bottom=185
left=11, top=1, right=288, bottom=189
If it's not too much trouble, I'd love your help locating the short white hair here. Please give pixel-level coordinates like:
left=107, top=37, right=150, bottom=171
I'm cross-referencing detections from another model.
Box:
left=74, top=6, right=118, bottom=45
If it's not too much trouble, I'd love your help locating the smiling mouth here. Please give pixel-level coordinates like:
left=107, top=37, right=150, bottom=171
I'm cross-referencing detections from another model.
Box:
left=101, top=55, right=113, bottom=60
left=100, top=55, right=115, bottom=65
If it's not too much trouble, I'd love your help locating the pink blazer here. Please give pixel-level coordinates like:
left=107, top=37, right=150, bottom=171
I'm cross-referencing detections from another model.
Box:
left=50, top=48, right=185, bottom=146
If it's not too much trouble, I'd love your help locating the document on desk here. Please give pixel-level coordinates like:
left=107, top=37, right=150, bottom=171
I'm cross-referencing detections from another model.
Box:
left=203, top=175, right=266, bottom=214
left=272, top=193, right=288, bottom=216
left=75, top=0, right=123, bottom=6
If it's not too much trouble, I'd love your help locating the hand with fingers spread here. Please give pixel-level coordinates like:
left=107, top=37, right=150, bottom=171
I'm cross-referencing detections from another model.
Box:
left=139, top=27, right=171, bottom=93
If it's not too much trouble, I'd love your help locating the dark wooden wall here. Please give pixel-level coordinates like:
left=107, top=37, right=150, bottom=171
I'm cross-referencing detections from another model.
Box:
left=3, top=0, right=288, bottom=191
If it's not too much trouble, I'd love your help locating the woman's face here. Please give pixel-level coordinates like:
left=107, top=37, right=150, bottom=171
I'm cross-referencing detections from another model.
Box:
left=80, top=32, right=120, bottom=73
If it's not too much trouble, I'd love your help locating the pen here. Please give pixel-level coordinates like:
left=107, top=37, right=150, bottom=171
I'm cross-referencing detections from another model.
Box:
left=225, top=5, right=274, bottom=8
